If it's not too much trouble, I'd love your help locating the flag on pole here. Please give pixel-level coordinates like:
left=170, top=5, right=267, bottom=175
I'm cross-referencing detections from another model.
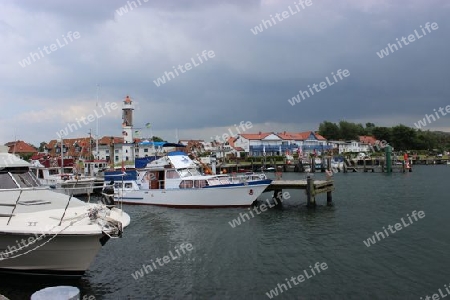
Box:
left=134, top=130, right=140, bottom=137
left=145, top=123, right=151, bottom=128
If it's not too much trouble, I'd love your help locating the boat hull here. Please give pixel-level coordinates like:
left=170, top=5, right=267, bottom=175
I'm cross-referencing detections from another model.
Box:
left=115, top=181, right=271, bottom=207
left=0, top=232, right=105, bottom=275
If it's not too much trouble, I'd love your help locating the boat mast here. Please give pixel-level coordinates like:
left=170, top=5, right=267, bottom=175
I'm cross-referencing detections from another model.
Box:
left=95, top=84, right=99, bottom=160
left=60, top=138, right=64, bottom=174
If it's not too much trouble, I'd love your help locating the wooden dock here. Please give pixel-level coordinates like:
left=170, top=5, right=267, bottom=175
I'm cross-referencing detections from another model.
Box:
left=263, top=177, right=334, bottom=207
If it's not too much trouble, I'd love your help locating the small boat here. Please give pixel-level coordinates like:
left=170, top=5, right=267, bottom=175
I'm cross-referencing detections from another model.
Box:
left=103, top=151, right=272, bottom=207
left=30, top=160, right=96, bottom=196
left=0, top=151, right=130, bottom=276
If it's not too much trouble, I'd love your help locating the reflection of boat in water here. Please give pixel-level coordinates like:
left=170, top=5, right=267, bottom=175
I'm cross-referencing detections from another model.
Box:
left=259, top=167, right=275, bottom=172
left=104, top=152, right=271, bottom=207
left=0, top=151, right=130, bottom=276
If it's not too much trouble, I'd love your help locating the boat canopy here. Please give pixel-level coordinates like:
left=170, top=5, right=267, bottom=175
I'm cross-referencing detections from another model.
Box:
left=104, top=170, right=138, bottom=182
left=167, top=152, right=197, bottom=169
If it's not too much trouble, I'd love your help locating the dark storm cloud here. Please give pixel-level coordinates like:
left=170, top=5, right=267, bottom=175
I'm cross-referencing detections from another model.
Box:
left=1, top=0, right=449, bottom=144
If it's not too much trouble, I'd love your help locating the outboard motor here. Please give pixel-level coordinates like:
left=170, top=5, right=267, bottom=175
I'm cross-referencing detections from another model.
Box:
left=101, top=181, right=115, bottom=208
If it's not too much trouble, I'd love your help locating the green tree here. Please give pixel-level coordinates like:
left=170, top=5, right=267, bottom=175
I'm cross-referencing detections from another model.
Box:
left=318, top=121, right=341, bottom=140
left=391, top=125, right=417, bottom=150
left=365, top=123, right=376, bottom=135
left=151, top=136, right=164, bottom=142
left=339, top=121, right=360, bottom=140
left=372, top=127, right=392, bottom=142
left=38, top=142, right=47, bottom=152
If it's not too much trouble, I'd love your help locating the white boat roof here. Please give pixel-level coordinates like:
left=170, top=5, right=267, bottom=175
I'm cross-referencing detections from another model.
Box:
left=0, top=153, right=30, bottom=168
left=147, top=152, right=198, bottom=169
left=167, top=153, right=197, bottom=169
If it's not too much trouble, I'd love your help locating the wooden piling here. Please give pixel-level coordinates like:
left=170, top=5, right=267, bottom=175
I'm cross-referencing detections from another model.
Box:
left=385, top=145, right=392, bottom=173
left=306, top=176, right=315, bottom=207
left=327, top=190, right=332, bottom=206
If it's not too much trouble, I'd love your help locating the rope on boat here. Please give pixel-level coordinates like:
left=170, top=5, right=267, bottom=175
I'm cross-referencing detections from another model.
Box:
left=0, top=205, right=123, bottom=261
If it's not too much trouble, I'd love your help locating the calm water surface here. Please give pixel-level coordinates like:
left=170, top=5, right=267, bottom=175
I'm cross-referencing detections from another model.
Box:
left=1, top=165, right=449, bottom=299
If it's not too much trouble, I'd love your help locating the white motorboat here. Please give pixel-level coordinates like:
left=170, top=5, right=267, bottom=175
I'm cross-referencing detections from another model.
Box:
left=103, top=152, right=272, bottom=207
left=30, top=161, right=95, bottom=196
left=0, top=152, right=130, bottom=276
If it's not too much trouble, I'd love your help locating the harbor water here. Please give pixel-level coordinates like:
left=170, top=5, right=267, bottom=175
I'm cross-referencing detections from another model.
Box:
left=1, top=165, right=449, bottom=299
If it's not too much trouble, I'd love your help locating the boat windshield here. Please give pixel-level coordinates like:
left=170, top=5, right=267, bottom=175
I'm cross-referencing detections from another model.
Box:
left=0, top=168, right=40, bottom=189
left=12, top=171, right=40, bottom=188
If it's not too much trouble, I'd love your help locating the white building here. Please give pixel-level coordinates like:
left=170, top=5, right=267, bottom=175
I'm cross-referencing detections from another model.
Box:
left=232, top=131, right=330, bottom=157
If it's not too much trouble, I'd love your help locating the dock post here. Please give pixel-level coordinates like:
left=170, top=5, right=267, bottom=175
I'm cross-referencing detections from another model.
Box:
left=385, top=146, right=392, bottom=173
left=311, top=158, right=316, bottom=173
left=306, top=176, right=315, bottom=207
left=327, top=190, right=332, bottom=206
left=363, top=158, right=367, bottom=172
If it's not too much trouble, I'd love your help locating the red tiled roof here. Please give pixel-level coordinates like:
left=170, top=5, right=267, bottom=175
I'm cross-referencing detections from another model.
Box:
left=239, top=133, right=272, bottom=140
left=98, top=136, right=125, bottom=145
left=359, top=135, right=377, bottom=145
left=276, top=131, right=326, bottom=141
left=227, top=137, right=236, bottom=146
left=46, top=136, right=141, bottom=158
left=5, top=141, right=37, bottom=154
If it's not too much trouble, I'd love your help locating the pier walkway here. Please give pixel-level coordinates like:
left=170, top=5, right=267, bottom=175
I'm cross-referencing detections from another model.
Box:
left=263, top=177, right=334, bottom=207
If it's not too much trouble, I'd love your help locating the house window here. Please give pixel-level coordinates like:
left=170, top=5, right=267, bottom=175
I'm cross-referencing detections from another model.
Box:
left=115, top=150, right=119, bottom=153
left=115, top=156, right=119, bottom=161
left=144, top=149, right=148, bottom=153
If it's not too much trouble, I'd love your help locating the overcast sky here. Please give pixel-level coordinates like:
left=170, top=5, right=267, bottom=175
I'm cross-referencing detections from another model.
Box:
left=1, top=0, right=449, bottom=146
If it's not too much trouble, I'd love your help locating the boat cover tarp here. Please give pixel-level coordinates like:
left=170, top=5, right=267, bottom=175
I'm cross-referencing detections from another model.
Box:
left=104, top=170, right=138, bottom=182
left=135, top=156, right=159, bottom=168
